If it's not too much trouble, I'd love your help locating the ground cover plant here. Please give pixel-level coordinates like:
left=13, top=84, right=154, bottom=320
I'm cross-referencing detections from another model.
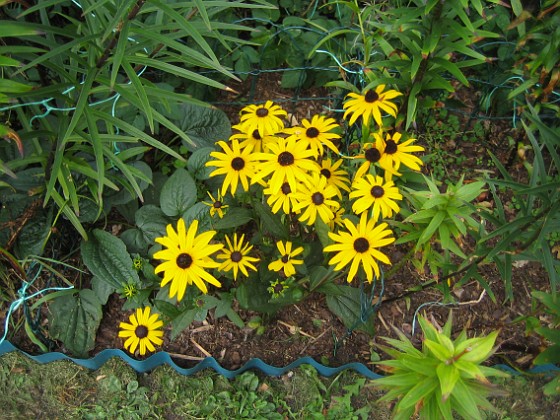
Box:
left=1, top=0, right=559, bottom=418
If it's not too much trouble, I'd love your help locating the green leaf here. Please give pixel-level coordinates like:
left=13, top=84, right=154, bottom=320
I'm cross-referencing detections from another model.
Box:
left=48, top=289, right=102, bottom=357
left=326, top=285, right=375, bottom=335
left=135, top=205, right=170, bottom=243
left=213, top=207, right=253, bottom=230
left=0, top=21, right=43, bottom=37
left=253, top=201, right=288, bottom=239
left=171, top=308, right=198, bottom=340
left=534, top=345, right=560, bottom=365
left=417, top=210, right=446, bottom=246
left=81, top=229, right=140, bottom=290
left=178, top=103, right=232, bottom=151
left=187, top=147, right=215, bottom=180
left=91, top=276, right=115, bottom=305
left=424, top=339, right=453, bottom=362
left=436, top=363, right=460, bottom=400
left=180, top=202, right=212, bottom=234
left=398, top=377, right=438, bottom=410
left=121, top=58, right=154, bottom=133
left=456, top=331, right=498, bottom=364
left=159, top=168, right=197, bottom=217
left=0, top=79, right=33, bottom=93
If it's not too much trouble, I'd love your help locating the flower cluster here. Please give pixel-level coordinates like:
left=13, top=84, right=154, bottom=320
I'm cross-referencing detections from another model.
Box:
left=119, top=84, right=425, bottom=356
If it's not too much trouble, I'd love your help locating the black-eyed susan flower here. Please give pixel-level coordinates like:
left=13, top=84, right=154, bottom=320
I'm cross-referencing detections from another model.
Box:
left=343, top=85, right=402, bottom=127
left=268, top=279, right=289, bottom=298
left=349, top=174, right=402, bottom=220
left=319, top=158, right=351, bottom=199
left=253, top=137, right=319, bottom=195
left=285, top=115, right=340, bottom=157
left=327, top=206, right=346, bottom=231
left=353, top=142, right=397, bottom=180
left=118, top=306, right=163, bottom=356
left=268, top=240, right=304, bottom=277
left=324, top=212, right=395, bottom=283
left=203, top=191, right=229, bottom=218
left=230, top=123, right=278, bottom=154
left=292, top=172, right=340, bottom=226
left=264, top=179, right=301, bottom=215
left=375, top=131, right=425, bottom=175
left=153, top=218, right=223, bottom=300
left=206, top=140, right=257, bottom=196
left=238, top=101, right=287, bottom=137
left=217, top=233, right=259, bottom=280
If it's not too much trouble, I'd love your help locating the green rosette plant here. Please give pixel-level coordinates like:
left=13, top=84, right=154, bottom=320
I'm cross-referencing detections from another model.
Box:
left=373, top=312, right=509, bottom=419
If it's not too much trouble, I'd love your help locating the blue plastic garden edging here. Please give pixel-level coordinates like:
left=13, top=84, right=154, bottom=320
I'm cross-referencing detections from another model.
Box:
left=0, top=340, right=382, bottom=379
left=1, top=340, right=558, bottom=379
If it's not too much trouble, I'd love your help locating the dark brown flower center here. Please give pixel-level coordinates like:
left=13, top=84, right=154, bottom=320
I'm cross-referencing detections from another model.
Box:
left=274, top=283, right=284, bottom=293
left=306, top=127, right=319, bottom=138
left=353, top=237, right=370, bottom=253
left=385, top=140, right=398, bottom=154
left=365, top=147, right=381, bottom=162
left=281, top=182, right=291, bottom=195
left=278, top=151, right=295, bottom=166
left=252, top=129, right=261, bottom=140
left=311, top=192, right=324, bottom=205
left=231, top=251, right=243, bottom=263
left=231, top=156, right=245, bottom=170
left=176, top=253, right=193, bottom=269
left=371, top=186, right=385, bottom=198
left=365, top=90, right=379, bottom=103
left=213, top=201, right=222, bottom=208
left=256, top=107, right=269, bottom=117
left=135, top=325, right=148, bottom=339
left=320, top=168, right=331, bottom=179
left=281, top=255, right=290, bottom=263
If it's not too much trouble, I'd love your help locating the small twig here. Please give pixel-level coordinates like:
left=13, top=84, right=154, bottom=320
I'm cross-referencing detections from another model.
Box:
left=190, top=337, right=211, bottom=357
left=167, top=352, right=205, bottom=361
left=191, top=325, right=213, bottom=334
left=277, top=320, right=315, bottom=339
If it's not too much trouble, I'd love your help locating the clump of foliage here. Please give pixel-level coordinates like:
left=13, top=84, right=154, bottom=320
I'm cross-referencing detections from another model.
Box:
left=374, top=312, right=509, bottom=419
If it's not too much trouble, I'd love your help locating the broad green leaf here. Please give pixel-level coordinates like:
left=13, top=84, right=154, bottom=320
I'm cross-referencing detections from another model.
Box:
left=326, top=285, right=375, bottom=335
left=81, top=229, right=140, bottom=290
left=534, top=344, right=560, bottom=365
left=455, top=331, right=498, bottom=364
left=48, top=289, right=102, bottom=357
left=182, top=202, right=214, bottom=234
left=135, top=204, right=170, bottom=243
left=91, top=275, right=115, bottom=305
left=424, top=339, right=453, bottom=362
left=213, top=207, right=253, bottom=230
left=171, top=308, right=198, bottom=340
left=253, top=201, right=288, bottom=239
left=159, top=168, right=197, bottom=217
left=178, top=103, right=232, bottom=151
left=187, top=147, right=215, bottom=180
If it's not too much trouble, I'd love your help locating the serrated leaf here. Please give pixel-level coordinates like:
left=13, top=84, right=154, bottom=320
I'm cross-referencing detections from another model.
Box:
left=48, top=289, right=102, bottom=357
left=81, top=229, right=139, bottom=290
left=159, top=168, right=197, bottom=217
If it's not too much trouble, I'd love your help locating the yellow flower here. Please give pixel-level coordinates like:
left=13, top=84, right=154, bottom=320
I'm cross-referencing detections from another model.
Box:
left=268, top=240, right=304, bottom=277
left=292, top=172, right=340, bottom=226
left=343, top=85, right=402, bottom=127
left=319, top=157, right=351, bottom=199
left=353, top=142, right=398, bottom=180
left=327, top=206, right=346, bottom=231
left=118, top=306, right=163, bottom=356
left=238, top=100, right=287, bottom=137
left=217, top=233, right=259, bottom=280
left=324, top=212, right=395, bottom=283
left=375, top=131, right=425, bottom=175
left=349, top=174, right=402, bottom=220
left=264, top=179, right=301, bottom=215
left=203, top=191, right=228, bottom=218
left=206, top=140, right=257, bottom=196
left=230, top=123, right=278, bottom=154
left=285, top=115, right=340, bottom=157
left=253, top=136, right=319, bottom=195
left=153, top=218, right=223, bottom=300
